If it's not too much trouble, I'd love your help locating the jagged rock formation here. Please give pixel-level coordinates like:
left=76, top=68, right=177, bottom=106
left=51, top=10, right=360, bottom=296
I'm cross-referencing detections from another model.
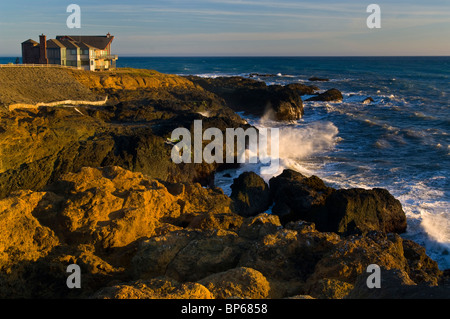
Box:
left=0, top=166, right=447, bottom=299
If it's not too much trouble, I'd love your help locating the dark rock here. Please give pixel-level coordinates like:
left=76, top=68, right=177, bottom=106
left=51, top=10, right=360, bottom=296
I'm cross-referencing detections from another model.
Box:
left=306, top=89, right=343, bottom=102
left=198, top=267, right=271, bottom=299
left=346, top=268, right=450, bottom=299
left=309, top=77, right=329, bottom=82
left=230, top=172, right=272, bottom=217
left=92, top=277, right=214, bottom=299
left=318, top=188, right=407, bottom=235
left=131, top=229, right=243, bottom=282
left=248, top=73, right=277, bottom=78
left=362, top=97, right=374, bottom=104
left=269, top=169, right=334, bottom=224
left=402, top=239, right=442, bottom=285
left=286, top=83, right=319, bottom=96
left=186, top=76, right=304, bottom=121
left=238, top=213, right=282, bottom=240
left=269, top=169, right=407, bottom=236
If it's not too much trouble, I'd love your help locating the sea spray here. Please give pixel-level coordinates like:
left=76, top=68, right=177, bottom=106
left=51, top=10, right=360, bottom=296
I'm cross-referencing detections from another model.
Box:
left=215, top=114, right=340, bottom=190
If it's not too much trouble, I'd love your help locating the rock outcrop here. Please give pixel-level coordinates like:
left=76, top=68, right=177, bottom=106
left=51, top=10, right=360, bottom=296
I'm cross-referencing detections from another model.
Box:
left=186, top=76, right=304, bottom=121
left=0, top=68, right=447, bottom=300
left=309, top=77, right=330, bottom=82
left=269, top=169, right=407, bottom=236
left=0, top=167, right=446, bottom=299
left=230, top=171, right=272, bottom=217
left=306, top=88, right=343, bottom=102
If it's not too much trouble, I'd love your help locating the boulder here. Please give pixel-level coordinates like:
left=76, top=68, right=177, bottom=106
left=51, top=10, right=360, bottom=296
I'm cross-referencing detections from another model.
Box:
left=269, top=169, right=407, bottom=236
left=308, top=77, right=330, bottom=82
left=187, top=212, right=244, bottom=231
left=92, top=277, right=214, bottom=299
left=362, top=97, right=374, bottom=104
left=269, top=169, right=334, bottom=224
left=317, top=188, right=407, bottom=235
left=306, top=89, right=343, bottom=102
left=346, top=268, right=450, bottom=299
left=187, top=76, right=304, bottom=121
left=306, top=232, right=409, bottom=287
left=238, top=213, right=282, bottom=240
left=239, top=226, right=340, bottom=283
left=306, top=279, right=354, bottom=299
left=131, top=229, right=244, bottom=282
left=0, top=191, right=60, bottom=267
left=402, top=239, right=442, bottom=286
left=198, top=267, right=270, bottom=299
left=285, top=83, right=319, bottom=96
left=36, top=166, right=233, bottom=252
left=230, top=171, right=272, bottom=217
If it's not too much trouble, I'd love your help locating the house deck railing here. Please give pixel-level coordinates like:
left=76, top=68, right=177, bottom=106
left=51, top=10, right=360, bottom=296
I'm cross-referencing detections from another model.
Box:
left=0, top=63, right=81, bottom=70
left=93, top=54, right=118, bottom=60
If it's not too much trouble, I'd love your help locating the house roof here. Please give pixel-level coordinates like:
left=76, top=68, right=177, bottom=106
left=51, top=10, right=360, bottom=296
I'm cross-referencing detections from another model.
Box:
left=47, top=39, right=66, bottom=49
left=56, top=35, right=114, bottom=50
left=22, top=39, right=39, bottom=45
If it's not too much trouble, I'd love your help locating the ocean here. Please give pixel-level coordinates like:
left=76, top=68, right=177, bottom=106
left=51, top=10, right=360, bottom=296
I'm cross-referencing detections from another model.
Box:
left=3, top=56, right=449, bottom=269
left=117, top=57, right=450, bottom=269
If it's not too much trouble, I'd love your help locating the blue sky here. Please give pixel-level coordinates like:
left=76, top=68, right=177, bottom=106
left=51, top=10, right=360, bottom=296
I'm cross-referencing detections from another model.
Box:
left=0, top=0, right=449, bottom=56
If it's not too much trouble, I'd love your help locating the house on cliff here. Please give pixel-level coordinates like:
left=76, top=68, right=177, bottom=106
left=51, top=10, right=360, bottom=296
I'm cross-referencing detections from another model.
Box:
left=21, top=33, right=118, bottom=71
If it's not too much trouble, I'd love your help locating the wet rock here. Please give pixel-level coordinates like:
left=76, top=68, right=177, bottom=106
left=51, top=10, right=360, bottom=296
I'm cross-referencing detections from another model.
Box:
left=319, top=188, right=407, bottom=235
left=269, top=169, right=334, bottom=224
left=308, top=77, right=330, bottom=82
left=187, top=76, right=304, bottom=121
left=285, top=83, right=319, bottom=96
left=230, top=171, right=272, bottom=217
left=269, top=169, right=407, bottom=236
left=362, top=97, right=374, bottom=104
left=306, top=88, right=343, bottom=102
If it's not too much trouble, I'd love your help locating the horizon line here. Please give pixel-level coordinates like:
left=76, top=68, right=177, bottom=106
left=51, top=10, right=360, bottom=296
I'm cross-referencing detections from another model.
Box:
left=1, top=55, right=449, bottom=58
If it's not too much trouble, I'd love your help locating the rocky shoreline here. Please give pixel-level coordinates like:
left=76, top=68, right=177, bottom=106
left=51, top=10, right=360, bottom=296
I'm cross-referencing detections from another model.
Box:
left=0, top=67, right=448, bottom=299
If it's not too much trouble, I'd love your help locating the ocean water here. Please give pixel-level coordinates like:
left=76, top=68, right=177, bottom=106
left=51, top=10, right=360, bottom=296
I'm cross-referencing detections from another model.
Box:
left=4, top=56, right=448, bottom=269
left=117, top=57, right=450, bottom=269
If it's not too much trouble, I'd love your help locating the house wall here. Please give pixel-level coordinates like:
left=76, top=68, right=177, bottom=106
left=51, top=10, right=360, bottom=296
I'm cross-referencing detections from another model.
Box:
left=22, top=43, right=40, bottom=64
left=47, top=48, right=61, bottom=65
left=66, top=48, right=80, bottom=68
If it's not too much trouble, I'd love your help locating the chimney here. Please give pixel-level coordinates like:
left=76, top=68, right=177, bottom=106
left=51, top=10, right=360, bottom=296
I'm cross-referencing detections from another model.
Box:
left=106, top=32, right=111, bottom=38
left=39, top=34, right=48, bottom=64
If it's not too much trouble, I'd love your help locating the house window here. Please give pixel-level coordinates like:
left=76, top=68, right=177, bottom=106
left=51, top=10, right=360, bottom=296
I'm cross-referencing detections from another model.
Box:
left=70, top=49, right=77, bottom=55
left=82, top=49, right=89, bottom=55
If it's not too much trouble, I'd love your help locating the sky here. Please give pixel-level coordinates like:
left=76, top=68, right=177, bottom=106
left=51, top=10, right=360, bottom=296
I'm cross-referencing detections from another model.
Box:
left=0, top=0, right=449, bottom=56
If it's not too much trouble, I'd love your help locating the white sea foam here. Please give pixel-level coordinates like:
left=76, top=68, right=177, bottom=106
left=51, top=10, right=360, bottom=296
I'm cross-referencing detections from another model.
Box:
left=214, top=114, right=339, bottom=194
left=396, top=182, right=450, bottom=269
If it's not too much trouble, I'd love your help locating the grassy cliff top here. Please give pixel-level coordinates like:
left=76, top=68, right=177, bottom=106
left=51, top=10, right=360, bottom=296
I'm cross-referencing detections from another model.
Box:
left=0, top=67, right=101, bottom=109
left=0, top=67, right=198, bottom=111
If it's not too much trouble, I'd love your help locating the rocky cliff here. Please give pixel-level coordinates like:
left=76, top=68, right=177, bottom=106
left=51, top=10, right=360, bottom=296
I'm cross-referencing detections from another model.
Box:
left=0, top=67, right=448, bottom=299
